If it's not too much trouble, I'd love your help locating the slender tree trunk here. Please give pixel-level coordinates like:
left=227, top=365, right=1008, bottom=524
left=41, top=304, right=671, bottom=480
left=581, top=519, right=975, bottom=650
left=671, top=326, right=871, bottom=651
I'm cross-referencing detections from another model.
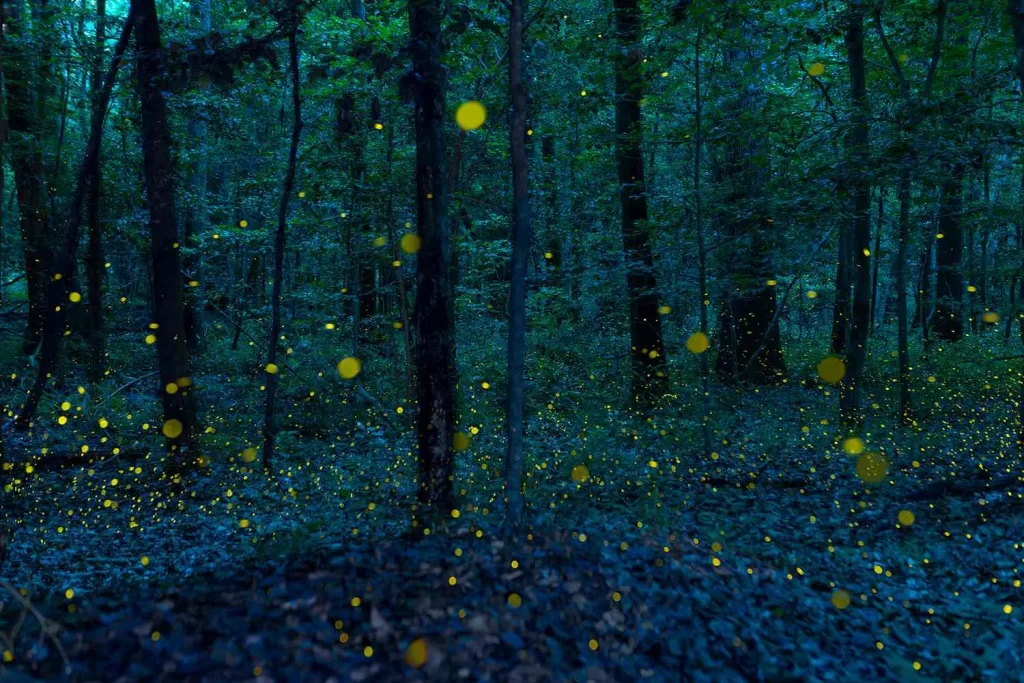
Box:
left=504, top=0, right=530, bottom=535
left=896, top=160, right=913, bottom=423
left=262, top=10, right=303, bottom=470
left=133, top=0, right=197, bottom=458
left=409, top=0, right=455, bottom=508
left=870, top=186, right=883, bottom=334
left=614, top=0, right=668, bottom=407
left=839, top=0, right=871, bottom=424
left=85, top=0, right=107, bottom=382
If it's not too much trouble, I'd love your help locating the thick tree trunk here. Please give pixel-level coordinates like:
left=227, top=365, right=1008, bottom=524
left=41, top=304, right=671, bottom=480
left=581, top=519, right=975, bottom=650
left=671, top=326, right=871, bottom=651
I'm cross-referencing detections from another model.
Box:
left=3, top=0, right=51, bottom=356
left=839, top=0, right=872, bottom=424
left=614, top=0, right=669, bottom=406
left=933, top=164, right=965, bottom=341
left=504, top=0, right=530, bottom=535
left=133, top=0, right=197, bottom=458
left=262, top=11, right=303, bottom=470
left=409, top=0, right=455, bottom=508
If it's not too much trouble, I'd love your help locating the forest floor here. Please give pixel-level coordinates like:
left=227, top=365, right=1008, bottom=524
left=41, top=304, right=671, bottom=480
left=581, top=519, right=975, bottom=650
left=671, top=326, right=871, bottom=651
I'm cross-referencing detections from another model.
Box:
left=1, top=309, right=1023, bottom=681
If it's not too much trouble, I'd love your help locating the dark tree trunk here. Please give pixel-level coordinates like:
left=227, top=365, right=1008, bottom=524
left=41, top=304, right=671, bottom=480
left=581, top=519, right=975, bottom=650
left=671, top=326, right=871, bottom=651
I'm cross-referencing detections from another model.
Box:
left=504, top=0, right=530, bottom=535
left=262, top=8, right=303, bottom=470
left=896, top=161, right=913, bottom=422
left=3, top=0, right=51, bottom=356
left=870, top=186, right=883, bottom=334
left=16, top=9, right=133, bottom=427
left=614, top=0, right=669, bottom=406
left=916, top=240, right=933, bottom=334
left=409, top=0, right=455, bottom=508
left=133, top=0, right=197, bottom=458
left=85, top=0, right=107, bottom=382
left=933, top=164, right=964, bottom=341
left=839, top=0, right=872, bottom=424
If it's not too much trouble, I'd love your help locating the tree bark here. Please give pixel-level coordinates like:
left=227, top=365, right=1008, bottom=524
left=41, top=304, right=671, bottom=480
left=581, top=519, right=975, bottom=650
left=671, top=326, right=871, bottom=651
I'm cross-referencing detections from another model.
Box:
left=16, top=9, right=134, bottom=427
left=614, top=0, right=669, bottom=406
left=3, top=0, right=52, bottom=356
left=839, top=0, right=871, bottom=424
left=409, top=0, right=455, bottom=508
left=262, top=7, right=303, bottom=470
left=870, top=187, right=883, bottom=334
left=896, top=161, right=913, bottom=422
left=133, top=0, right=197, bottom=458
left=85, top=0, right=108, bottom=383
left=504, top=0, right=530, bottom=535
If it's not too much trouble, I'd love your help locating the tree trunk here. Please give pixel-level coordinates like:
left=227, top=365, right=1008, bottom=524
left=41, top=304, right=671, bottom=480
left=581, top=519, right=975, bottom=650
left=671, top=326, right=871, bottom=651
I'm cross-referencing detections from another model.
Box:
left=614, top=0, right=668, bottom=406
left=262, top=8, right=303, bottom=470
left=3, top=0, right=52, bottom=356
left=133, top=0, right=197, bottom=458
left=839, top=0, right=871, bottom=424
left=933, top=164, right=964, bottom=341
left=870, top=186, right=883, bottom=334
left=504, top=0, right=530, bottom=535
left=409, top=0, right=455, bottom=508
left=16, top=9, right=134, bottom=427
left=85, top=0, right=107, bottom=382
left=896, top=160, right=913, bottom=423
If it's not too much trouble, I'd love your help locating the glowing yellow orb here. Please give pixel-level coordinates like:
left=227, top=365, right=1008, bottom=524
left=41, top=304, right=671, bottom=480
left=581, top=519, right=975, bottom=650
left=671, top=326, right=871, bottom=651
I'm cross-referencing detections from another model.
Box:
left=405, top=638, right=428, bottom=668
left=856, top=452, right=889, bottom=483
left=817, top=356, right=845, bottom=384
left=162, top=419, right=184, bottom=439
left=338, top=357, right=361, bottom=379
left=686, top=331, right=710, bottom=354
left=401, top=233, right=422, bottom=254
left=455, top=101, right=486, bottom=131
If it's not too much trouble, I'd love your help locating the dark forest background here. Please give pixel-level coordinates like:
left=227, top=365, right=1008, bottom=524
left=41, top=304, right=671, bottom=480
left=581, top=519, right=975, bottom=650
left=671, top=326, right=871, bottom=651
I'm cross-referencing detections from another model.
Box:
left=0, top=0, right=1022, bottom=679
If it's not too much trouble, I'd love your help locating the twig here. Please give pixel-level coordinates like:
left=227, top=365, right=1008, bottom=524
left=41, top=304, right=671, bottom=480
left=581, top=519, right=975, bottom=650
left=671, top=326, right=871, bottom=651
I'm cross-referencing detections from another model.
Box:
left=0, top=579, right=69, bottom=671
